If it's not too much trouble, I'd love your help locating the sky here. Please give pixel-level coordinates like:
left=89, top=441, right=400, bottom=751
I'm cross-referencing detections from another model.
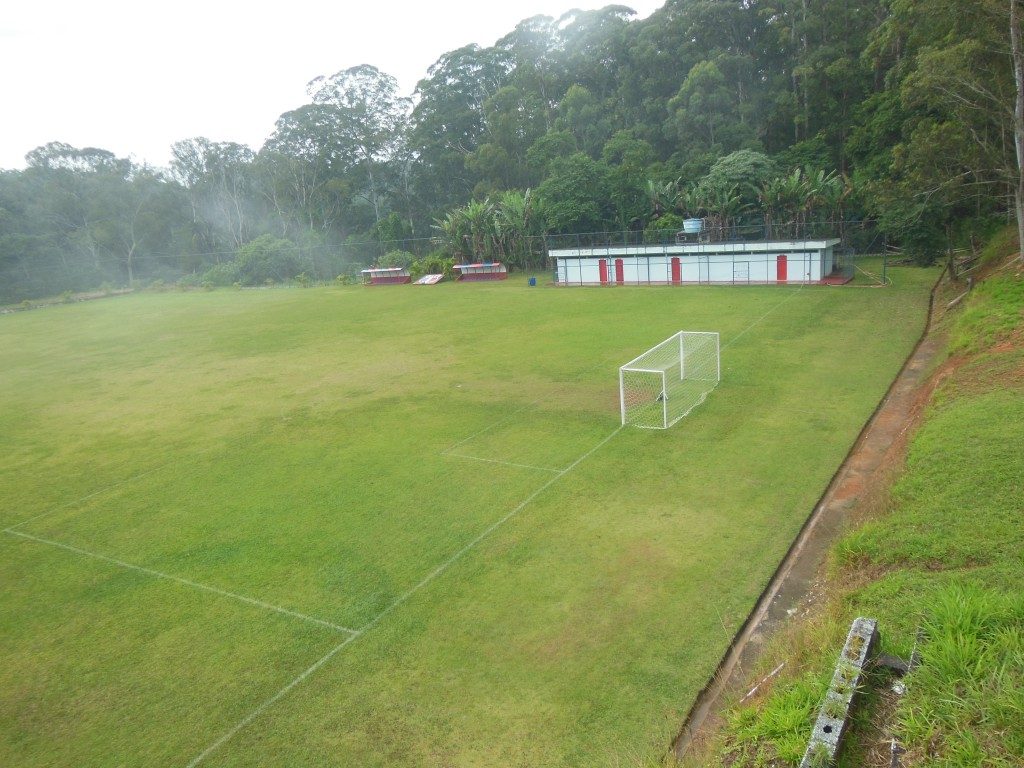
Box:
left=0, top=1, right=662, bottom=171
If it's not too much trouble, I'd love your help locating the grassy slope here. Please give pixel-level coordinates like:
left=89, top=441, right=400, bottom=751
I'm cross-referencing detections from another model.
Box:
left=692, top=260, right=1023, bottom=766
left=0, top=272, right=933, bottom=767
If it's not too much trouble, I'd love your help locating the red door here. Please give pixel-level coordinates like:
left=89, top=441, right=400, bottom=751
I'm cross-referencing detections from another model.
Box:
left=776, top=254, right=788, bottom=282
left=614, top=258, right=625, bottom=284
left=671, top=257, right=681, bottom=284
left=599, top=259, right=608, bottom=284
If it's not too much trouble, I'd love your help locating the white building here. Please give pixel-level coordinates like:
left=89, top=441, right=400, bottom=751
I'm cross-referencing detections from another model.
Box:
left=550, top=239, right=842, bottom=286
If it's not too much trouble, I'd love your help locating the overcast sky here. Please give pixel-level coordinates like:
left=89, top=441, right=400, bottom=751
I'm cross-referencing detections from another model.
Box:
left=0, top=1, right=662, bottom=171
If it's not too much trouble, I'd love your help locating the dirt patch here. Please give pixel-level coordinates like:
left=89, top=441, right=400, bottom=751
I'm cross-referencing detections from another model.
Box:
left=672, top=276, right=949, bottom=760
left=849, top=682, right=903, bottom=768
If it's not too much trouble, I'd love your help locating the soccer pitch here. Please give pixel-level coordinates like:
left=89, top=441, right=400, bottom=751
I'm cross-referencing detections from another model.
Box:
left=0, top=270, right=934, bottom=767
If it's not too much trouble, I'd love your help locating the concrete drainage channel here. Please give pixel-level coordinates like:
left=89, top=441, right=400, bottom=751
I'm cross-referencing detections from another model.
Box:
left=671, top=273, right=946, bottom=762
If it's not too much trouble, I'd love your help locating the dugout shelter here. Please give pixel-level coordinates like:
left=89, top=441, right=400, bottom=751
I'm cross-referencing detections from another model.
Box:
left=453, top=262, right=508, bottom=281
left=361, top=266, right=411, bottom=285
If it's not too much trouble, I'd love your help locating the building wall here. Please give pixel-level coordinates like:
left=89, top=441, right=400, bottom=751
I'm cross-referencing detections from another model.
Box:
left=556, top=251, right=827, bottom=285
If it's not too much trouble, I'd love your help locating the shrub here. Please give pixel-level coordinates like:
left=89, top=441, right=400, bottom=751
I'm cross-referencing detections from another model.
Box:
left=410, top=252, right=455, bottom=279
left=201, top=262, right=241, bottom=287
left=201, top=235, right=303, bottom=287
left=177, top=273, right=202, bottom=290
left=234, top=235, right=300, bottom=285
left=644, top=212, right=686, bottom=243
left=378, top=249, right=415, bottom=268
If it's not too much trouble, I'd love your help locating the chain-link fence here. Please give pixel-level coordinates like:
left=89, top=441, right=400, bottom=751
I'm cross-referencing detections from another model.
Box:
left=2, top=219, right=892, bottom=304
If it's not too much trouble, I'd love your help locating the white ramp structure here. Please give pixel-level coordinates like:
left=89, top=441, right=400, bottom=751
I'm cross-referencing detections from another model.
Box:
left=619, top=331, right=720, bottom=429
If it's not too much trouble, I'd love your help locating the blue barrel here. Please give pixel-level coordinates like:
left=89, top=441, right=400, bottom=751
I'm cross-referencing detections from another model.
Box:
left=528, top=276, right=537, bottom=286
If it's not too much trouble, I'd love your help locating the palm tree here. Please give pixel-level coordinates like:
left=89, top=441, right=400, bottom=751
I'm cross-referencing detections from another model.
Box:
left=756, top=176, right=786, bottom=239
left=699, top=183, right=747, bottom=241
left=462, top=199, right=496, bottom=260
left=645, top=179, right=680, bottom=222
left=494, top=189, right=542, bottom=269
left=432, top=210, right=471, bottom=261
left=806, top=171, right=847, bottom=237
left=774, top=169, right=809, bottom=238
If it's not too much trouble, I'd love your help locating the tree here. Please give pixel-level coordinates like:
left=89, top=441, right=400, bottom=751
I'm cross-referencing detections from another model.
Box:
left=697, top=150, right=778, bottom=236
left=667, top=60, right=753, bottom=153
left=821, top=0, right=1024, bottom=257
left=526, top=131, right=577, bottom=175
left=409, top=45, right=511, bottom=220
left=494, top=188, right=546, bottom=268
left=897, top=0, right=1024, bottom=254
left=308, top=65, right=411, bottom=227
left=556, top=85, right=613, bottom=158
left=260, top=103, right=354, bottom=235
left=536, top=152, right=614, bottom=233
left=170, top=138, right=258, bottom=250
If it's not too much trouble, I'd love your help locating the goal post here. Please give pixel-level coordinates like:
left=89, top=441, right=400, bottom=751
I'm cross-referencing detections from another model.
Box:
left=619, top=331, right=720, bottom=428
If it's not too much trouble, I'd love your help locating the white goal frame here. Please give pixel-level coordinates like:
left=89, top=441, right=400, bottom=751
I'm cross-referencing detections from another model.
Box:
left=619, top=331, right=720, bottom=429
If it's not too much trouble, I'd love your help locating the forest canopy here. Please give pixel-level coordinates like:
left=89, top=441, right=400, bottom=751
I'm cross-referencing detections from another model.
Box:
left=1, top=0, right=1020, bottom=301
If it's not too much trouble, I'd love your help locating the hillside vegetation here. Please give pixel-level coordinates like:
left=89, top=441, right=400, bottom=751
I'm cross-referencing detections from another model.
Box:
left=687, top=243, right=1024, bottom=767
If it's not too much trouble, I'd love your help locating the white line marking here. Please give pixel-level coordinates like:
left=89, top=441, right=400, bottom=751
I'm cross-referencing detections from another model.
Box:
left=4, top=530, right=358, bottom=635
left=361, top=425, right=622, bottom=633
left=184, top=633, right=360, bottom=768
left=184, top=424, right=624, bottom=766
left=4, top=458, right=184, bottom=533
left=441, top=399, right=541, bottom=452
left=722, top=286, right=806, bottom=351
left=444, top=452, right=563, bottom=474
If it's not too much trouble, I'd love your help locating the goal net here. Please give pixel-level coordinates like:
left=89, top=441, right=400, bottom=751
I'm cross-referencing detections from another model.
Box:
left=619, top=331, right=720, bottom=428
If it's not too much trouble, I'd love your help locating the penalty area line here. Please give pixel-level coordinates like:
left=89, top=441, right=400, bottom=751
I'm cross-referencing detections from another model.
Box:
left=722, top=285, right=806, bottom=351
left=3, top=457, right=188, bottom=533
left=443, top=452, right=563, bottom=474
left=185, top=633, right=360, bottom=768
left=360, top=424, right=624, bottom=634
left=184, top=423, right=624, bottom=766
left=440, top=398, right=541, bottom=453
left=4, top=530, right=358, bottom=636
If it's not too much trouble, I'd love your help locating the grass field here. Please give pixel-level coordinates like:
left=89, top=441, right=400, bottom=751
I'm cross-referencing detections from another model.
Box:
left=0, top=270, right=934, bottom=767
